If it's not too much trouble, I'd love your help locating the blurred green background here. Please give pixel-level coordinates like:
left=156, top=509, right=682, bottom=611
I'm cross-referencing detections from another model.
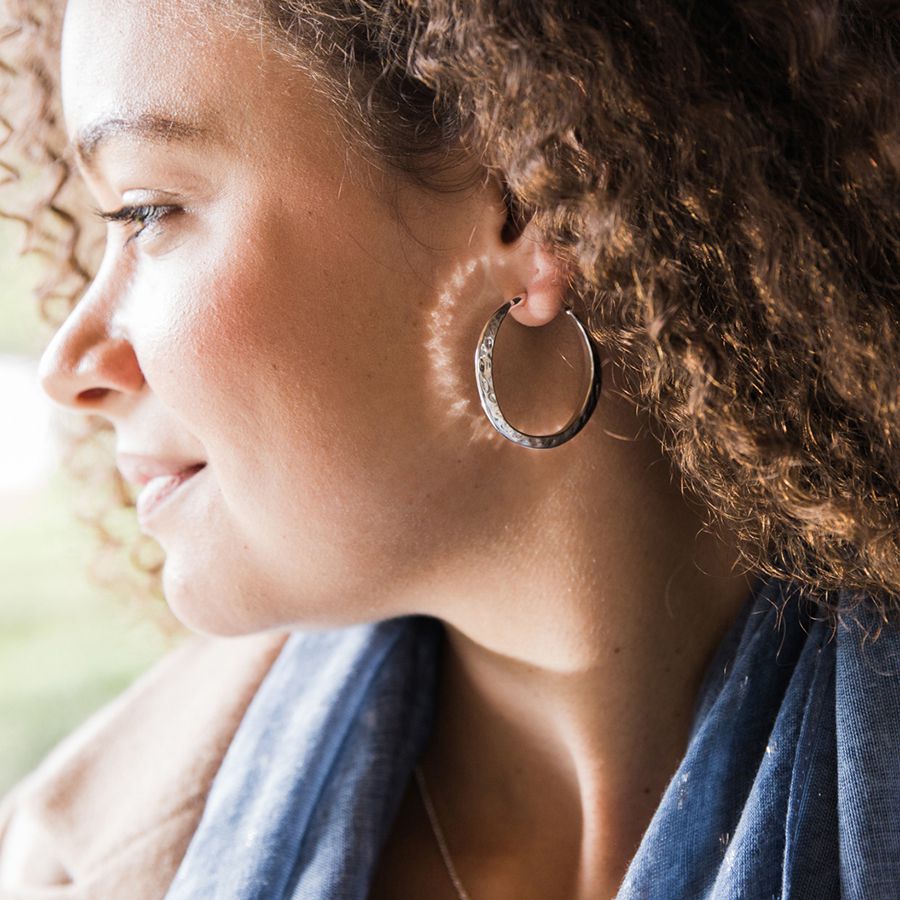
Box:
left=0, top=219, right=176, bottom=797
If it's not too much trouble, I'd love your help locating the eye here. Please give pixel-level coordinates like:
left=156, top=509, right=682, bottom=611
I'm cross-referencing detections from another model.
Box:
left=95, top=204, right=179, bottom=245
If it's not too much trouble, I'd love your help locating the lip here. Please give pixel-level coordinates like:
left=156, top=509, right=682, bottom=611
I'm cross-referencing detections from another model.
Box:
left=135, top=463, right=206, bottom=526
left=117, top=453, right=207, bottom=487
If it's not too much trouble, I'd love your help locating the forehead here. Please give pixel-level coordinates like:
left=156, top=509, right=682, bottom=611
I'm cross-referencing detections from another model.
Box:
left=60, top=0, right=271, bottom=151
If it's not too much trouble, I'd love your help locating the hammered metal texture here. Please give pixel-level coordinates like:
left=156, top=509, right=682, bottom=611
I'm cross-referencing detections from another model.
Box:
left=474, top=299, right=602, bottom=449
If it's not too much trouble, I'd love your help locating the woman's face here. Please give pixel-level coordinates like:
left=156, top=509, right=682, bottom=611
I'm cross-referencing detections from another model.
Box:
left=43, top=0, right=588, bottom=635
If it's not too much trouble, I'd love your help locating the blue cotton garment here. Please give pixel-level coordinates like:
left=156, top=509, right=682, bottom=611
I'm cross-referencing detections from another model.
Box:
left=164, top=575, right=900, bottom=899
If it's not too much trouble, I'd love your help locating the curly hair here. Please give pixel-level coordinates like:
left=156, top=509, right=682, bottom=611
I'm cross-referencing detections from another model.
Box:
left=2, top=0, right=898, bottom=629
left=1, top=0, right=169, bottom=626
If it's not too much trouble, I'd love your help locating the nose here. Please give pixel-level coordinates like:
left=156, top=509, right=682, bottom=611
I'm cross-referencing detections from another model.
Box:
left=38, top=292, right=145, bottom=414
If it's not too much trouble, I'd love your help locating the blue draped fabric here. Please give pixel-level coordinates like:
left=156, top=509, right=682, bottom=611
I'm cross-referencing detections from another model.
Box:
left=164, top=575, right=900, bottom=899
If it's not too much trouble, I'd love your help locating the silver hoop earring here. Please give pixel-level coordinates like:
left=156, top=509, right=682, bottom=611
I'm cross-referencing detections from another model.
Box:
left=474, top=297, right=602, bottom=449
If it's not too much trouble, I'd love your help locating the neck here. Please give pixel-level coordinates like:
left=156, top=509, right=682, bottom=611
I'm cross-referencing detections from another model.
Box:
left=415, top=399, right=755, bottom=898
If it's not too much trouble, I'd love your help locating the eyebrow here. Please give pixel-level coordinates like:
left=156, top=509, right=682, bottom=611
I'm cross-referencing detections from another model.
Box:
left=68, top=112, right=218, bottom=172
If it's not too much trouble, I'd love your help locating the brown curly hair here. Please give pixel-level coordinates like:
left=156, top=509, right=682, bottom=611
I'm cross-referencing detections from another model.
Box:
left=2, top=0, right=898, bottom=628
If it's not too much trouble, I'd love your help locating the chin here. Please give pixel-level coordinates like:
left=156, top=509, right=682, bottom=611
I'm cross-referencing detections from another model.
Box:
left=158, top=559, right=341, bottom=638
left=160, top=562, right=266, bottom=637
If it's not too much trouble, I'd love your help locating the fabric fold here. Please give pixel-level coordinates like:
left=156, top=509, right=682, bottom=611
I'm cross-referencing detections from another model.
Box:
left=165, top=577, right=900, bottom=899
left=836, top=606, right=900, bottom=897
left=163, top=616, right=443, bottom=900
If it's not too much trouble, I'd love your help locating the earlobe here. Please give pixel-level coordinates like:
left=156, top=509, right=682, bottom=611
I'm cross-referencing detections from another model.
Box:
left=504, top=225, right=569, bottom=328
left=486, top=178, right=569, bottom=326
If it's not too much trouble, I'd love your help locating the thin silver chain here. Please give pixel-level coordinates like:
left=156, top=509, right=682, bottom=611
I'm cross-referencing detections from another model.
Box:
left=414, top=762, right=473, bottom=900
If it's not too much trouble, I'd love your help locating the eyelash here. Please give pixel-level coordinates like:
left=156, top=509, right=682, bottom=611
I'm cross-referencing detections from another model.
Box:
left=95, top=204, right=177, bottom=244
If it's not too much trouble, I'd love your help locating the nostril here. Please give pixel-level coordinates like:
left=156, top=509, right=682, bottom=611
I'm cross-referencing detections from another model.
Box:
left=38, top=333, right=144, bottom=410
left=78, top=387, right=110, bottom=402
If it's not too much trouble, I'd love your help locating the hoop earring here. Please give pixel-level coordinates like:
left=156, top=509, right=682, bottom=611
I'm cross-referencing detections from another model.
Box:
left=474, top=297, right=602, bottom=449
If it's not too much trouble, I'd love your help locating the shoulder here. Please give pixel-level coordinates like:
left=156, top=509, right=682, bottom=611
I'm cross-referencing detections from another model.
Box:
left=0, top=628, right=289, bottom=898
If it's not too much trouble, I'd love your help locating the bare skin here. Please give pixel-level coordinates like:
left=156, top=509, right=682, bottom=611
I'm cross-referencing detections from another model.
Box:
left=45, top=1, right=756, bottom=897
left=368, top=397, right=753, bottom=900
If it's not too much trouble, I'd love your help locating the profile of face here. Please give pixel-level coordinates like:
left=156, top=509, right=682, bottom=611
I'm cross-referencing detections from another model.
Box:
left=40, top=0, right=599, bottom=636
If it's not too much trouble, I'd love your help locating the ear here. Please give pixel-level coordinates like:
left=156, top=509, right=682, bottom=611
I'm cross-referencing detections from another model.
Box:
left=508, top=228, right=569, bottom=326
left=499, top=216, right=570, bottom=328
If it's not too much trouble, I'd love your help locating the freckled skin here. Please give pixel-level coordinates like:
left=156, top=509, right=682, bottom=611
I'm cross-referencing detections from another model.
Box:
left=48, top=0, right=578, bottom=636
left=43, top=1, right=758, bottom=896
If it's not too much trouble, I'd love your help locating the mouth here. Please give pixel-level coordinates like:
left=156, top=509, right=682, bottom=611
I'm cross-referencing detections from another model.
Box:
left=136, top=462, right=207, bottom=527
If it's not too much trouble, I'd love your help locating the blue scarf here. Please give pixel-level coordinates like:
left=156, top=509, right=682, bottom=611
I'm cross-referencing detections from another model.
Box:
left=164, top=575, right=900, bottom=898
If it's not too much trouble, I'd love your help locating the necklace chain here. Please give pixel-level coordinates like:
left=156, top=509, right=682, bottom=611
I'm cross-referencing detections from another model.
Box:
left=414, top=762, right=473, bottom=900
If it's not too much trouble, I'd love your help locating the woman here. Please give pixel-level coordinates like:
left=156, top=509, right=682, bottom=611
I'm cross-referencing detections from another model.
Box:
left=0, top=0, right=897, bottom=897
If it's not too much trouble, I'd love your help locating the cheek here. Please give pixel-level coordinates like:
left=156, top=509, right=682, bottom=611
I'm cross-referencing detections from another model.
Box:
left=132, top=192, right=489, bottom=622
left=140, top=219, right=421, bottom=533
